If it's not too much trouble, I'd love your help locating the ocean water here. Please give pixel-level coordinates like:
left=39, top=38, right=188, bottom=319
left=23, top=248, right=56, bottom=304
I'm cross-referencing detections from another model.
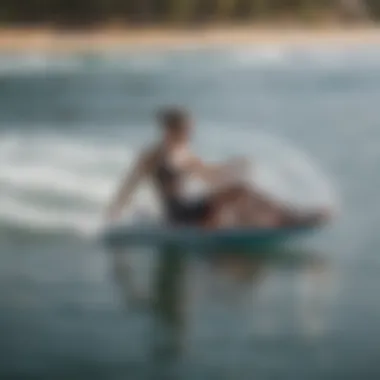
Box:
left=0, top=43, right=379, bottom=380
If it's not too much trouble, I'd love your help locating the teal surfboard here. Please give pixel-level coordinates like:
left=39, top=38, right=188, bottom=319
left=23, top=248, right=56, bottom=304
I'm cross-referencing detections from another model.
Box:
left=102, top=223, right=318, bottom=250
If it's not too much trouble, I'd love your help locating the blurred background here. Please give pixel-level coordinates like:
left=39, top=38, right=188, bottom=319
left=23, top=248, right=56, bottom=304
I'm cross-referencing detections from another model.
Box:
left=1, top=1, right=380, bottom=380
left=0, top=0, right=375, bottom=25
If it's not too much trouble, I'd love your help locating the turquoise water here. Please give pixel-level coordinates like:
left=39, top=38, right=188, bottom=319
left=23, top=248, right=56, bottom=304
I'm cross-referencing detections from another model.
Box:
left=0, top=44, right=379, bottom=379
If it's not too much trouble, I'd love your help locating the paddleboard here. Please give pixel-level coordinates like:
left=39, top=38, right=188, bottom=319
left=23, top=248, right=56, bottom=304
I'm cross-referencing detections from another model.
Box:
left=102, top=222, right=318, bottom=250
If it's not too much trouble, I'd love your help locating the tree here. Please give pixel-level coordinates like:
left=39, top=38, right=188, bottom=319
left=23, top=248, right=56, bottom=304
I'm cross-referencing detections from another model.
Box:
left=167, top=0, right=197, bottom=23
left=215, top=0, right=237, bottom=21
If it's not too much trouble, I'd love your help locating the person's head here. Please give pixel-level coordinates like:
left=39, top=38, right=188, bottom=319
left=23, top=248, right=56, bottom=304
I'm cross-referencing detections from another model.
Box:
left=157, top=107, right=192, bottom=145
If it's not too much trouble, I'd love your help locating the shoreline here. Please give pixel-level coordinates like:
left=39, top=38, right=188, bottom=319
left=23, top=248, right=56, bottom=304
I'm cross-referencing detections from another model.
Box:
left=0, top=26, right=379, bottom=53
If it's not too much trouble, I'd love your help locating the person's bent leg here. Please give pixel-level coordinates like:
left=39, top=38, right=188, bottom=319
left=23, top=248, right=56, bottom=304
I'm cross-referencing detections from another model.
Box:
left=199, top=184, right=252, bottom=228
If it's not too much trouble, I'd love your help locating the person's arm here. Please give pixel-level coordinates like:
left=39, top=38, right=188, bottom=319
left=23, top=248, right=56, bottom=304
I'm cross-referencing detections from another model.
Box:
left=105, top=150, right=155, bottom=221
left=187, top=156, right=250, bottom=186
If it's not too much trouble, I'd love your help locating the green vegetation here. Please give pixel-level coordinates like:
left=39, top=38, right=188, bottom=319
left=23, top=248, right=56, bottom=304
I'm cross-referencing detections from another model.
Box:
left=0, top=0, right=375, bottom=26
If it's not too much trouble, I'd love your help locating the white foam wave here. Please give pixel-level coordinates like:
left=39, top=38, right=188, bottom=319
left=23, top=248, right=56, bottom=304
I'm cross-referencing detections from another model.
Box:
left=0, top=132, right=130, bottom=235
left=0, top=133, right=133, bottom=204
left=11, top=134, right=131, bottom=169
left=0, top=193, right=159, bottom=237
left=0, top=195, right=100, bottom=235
left=0, top=131, right=163, bottom=236
left=228, top=45, right=380, bottom=71
left=0, top=162, right=112, bottom=203
left=0, top=45, right=379, bottom=78
left=0, top=51, right=171, bottom=76
left=229, top=46, right=287, bottom=67
left=0, top=54, right=83, bottom=76
left=100, top=51, right=168, bottom=72
left=0, top=127, right=338, bottom=236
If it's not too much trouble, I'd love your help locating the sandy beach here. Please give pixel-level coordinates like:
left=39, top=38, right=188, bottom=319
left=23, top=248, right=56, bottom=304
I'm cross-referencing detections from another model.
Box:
left=0, top=26, right=379, bottom=53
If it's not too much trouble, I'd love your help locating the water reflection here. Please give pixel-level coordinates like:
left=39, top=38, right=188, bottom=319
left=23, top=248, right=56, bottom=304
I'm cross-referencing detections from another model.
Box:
left=107, top=242, right=334, bottom=369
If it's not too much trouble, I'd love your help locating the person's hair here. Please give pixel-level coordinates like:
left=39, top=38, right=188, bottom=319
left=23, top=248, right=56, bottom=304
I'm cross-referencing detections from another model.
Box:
left=157, top=107, right=189, bottom=131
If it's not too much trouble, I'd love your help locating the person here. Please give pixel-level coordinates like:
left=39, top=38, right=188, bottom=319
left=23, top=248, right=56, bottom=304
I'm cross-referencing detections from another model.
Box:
left=105, top=107, right=249, bottom=227
left=105, top=107, right=331, bottom=228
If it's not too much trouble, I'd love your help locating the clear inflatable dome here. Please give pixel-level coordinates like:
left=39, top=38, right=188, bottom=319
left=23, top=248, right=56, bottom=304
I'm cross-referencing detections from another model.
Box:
left=194, top=126, right=338, bottom=212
